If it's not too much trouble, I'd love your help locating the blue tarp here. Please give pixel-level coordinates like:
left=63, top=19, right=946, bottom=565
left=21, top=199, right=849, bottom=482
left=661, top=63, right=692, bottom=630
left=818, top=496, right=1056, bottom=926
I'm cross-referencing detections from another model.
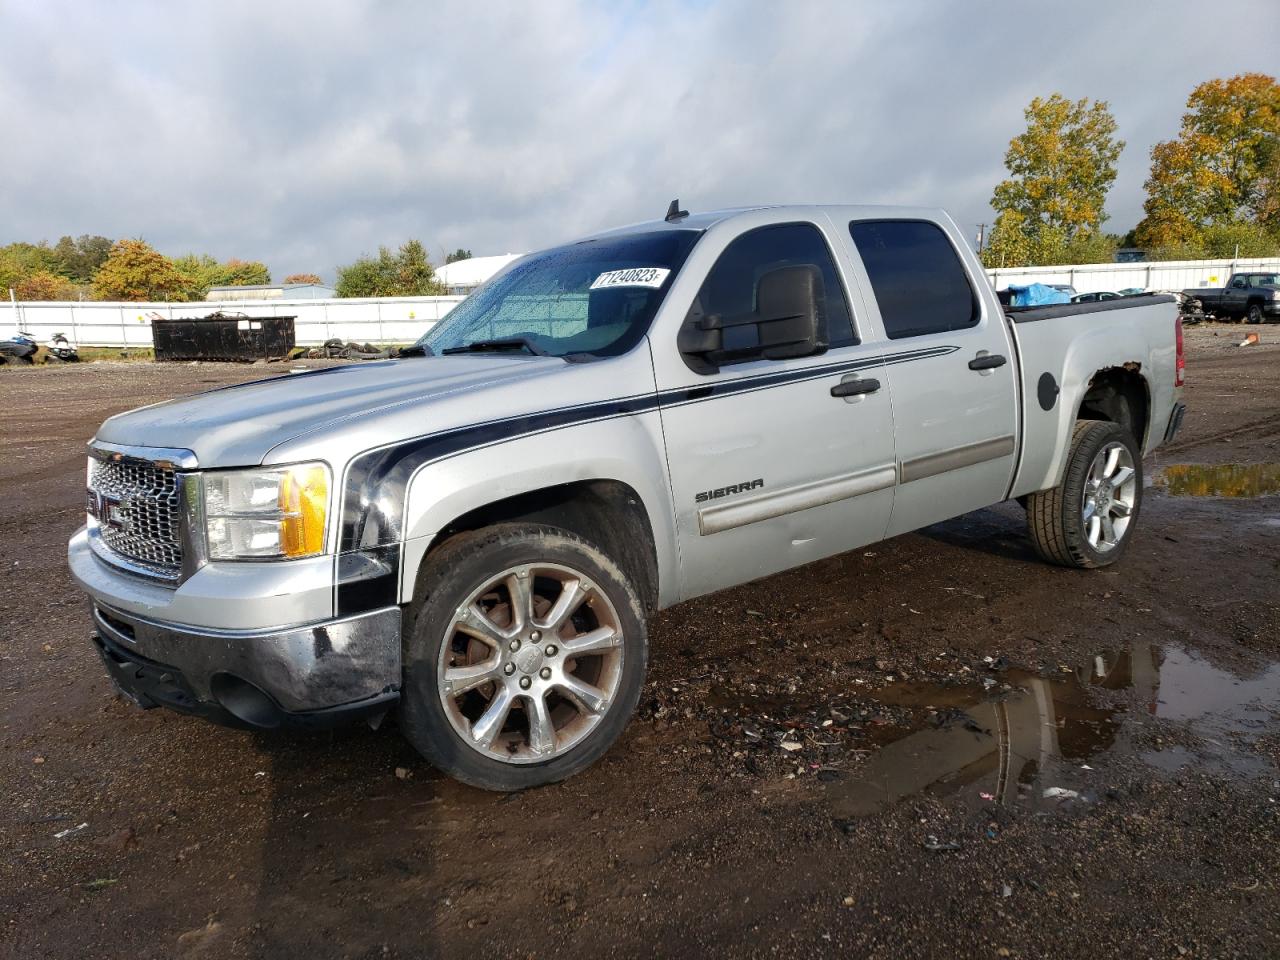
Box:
left=1007, top=283, right=1070, bottom=306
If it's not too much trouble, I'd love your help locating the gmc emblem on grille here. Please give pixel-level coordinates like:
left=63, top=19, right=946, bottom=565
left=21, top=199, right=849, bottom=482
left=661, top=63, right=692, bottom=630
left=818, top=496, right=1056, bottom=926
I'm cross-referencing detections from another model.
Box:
left=89, top=490, right=131, bottom=534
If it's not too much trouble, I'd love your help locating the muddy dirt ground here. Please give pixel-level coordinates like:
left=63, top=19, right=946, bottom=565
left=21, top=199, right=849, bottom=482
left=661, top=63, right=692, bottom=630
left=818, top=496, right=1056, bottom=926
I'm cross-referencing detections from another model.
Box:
left=2, top=324, right=1278, bottom=959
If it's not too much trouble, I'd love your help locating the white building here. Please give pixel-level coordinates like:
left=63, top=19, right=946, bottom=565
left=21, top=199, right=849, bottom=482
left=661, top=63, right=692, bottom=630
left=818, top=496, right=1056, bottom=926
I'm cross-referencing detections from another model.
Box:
left=205, top=282, right=335, bottom=301
left=434, top=254, right=523, bottom=294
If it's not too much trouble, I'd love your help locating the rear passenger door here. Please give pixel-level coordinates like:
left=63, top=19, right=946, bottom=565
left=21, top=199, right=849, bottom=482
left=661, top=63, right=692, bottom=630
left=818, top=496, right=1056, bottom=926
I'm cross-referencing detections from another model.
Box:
left=843, top=218, right=1018, bottom=536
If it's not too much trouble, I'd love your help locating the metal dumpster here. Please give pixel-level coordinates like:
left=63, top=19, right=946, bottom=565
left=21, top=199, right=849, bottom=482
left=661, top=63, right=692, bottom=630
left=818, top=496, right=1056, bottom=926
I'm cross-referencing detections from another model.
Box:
left=151, top=313, right=296, bottom=362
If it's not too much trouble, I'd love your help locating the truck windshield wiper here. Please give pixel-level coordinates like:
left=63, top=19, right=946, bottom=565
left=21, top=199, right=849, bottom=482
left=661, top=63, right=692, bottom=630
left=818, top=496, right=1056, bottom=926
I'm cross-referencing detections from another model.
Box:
left=396, top=343, right=433, bottom=357
left=441, top=337, right=547, bottom=357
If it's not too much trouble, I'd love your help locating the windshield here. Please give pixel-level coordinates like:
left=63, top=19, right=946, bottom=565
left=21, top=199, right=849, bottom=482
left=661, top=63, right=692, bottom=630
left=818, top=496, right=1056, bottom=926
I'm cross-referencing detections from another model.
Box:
left=1246, top=274, right=1279, bottom=287
left=420, top=230, right=702, bottom=360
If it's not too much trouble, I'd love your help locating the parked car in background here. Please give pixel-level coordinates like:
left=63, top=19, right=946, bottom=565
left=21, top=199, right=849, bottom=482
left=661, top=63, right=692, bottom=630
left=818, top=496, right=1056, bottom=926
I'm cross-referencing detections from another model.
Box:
left=1072, top=291, right=1121, bottom=304
left=1181, top=272, right=1280, bottom=324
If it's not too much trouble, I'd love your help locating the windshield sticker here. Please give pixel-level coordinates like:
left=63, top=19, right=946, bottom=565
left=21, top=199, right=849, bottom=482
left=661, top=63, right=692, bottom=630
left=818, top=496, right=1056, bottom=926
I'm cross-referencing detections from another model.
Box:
left=589, top=267, right=671, bottom=290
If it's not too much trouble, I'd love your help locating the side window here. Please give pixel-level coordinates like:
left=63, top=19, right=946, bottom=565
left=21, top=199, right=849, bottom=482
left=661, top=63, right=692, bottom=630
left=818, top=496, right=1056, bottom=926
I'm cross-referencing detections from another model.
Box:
left=689, top=222, right=856, bottom=361
left=1231, top=276, right=1247, bottom=289
left=848, top=220, right=979, bottom=339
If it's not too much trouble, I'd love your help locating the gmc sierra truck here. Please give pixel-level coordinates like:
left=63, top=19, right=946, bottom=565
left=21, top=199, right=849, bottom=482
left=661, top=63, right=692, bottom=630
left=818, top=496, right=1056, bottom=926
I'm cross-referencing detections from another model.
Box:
left=69, top=204, right=1186, bottom=790
left=1181, top=271, right=1280, bottom=323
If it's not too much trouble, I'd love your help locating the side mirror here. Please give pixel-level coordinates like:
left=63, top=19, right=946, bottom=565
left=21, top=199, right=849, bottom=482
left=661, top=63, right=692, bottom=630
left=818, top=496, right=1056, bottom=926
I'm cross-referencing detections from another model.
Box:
left=678, top=264, right=828, bottom=372
left=753, top=264, right=828, bottom=360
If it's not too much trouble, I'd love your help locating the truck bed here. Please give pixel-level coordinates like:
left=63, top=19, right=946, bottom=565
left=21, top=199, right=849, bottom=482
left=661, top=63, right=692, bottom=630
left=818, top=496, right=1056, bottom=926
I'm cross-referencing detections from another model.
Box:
left=1004, top=293, right=1180, bottom=499
left=1006, top=292, right=1176, bottom=323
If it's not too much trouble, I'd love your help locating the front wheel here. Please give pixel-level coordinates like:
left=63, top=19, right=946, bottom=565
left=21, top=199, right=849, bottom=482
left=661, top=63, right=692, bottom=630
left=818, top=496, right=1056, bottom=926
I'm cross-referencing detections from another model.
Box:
left=399, top=523, right=648, bottom=791
left=1247, top=304, right=1264, bottom=325
left=1026, top=420, right=1142, bottom=568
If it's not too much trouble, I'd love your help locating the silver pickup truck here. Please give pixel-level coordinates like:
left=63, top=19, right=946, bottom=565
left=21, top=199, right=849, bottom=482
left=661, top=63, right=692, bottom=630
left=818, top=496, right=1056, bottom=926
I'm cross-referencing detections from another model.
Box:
left=69, top=204, right=1186, bottom=790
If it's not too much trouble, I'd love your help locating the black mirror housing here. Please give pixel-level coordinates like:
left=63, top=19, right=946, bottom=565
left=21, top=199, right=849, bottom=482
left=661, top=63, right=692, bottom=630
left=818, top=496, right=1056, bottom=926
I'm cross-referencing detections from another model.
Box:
left=755, top=264, right=828, bottom=360
left=678, top=263, right=828, bottom=372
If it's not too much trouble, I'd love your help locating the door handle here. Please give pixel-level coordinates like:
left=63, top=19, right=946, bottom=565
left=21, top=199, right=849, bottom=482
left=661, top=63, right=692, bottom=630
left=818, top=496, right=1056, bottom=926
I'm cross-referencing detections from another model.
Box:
left=968, top=353, right=1007, bottom=371
left=830, top=377, right=881, bottom=398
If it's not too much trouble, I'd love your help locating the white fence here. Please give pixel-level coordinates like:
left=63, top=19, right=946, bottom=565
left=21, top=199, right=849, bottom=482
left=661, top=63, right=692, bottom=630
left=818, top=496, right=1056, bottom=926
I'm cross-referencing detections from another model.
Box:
left=7, top=254, right=1280, bottom=348
left=986, top=257, right=1280, bottom=295
left=2, top=295, right=465, bottom=348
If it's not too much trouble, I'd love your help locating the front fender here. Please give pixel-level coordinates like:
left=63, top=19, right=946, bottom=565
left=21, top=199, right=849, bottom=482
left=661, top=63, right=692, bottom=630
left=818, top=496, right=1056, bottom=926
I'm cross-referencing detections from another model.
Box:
left=398, top=410, right=680, bottom=607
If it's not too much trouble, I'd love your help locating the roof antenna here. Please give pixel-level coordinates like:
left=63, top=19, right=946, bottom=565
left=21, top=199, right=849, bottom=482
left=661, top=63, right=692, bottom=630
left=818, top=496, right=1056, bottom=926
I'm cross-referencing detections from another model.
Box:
left=665, top=198, right=689, bottom=223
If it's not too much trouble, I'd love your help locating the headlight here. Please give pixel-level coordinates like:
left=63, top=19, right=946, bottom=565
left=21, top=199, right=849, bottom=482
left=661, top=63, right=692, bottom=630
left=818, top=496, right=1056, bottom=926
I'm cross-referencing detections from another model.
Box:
left=201, top=462, right=330, bottom=560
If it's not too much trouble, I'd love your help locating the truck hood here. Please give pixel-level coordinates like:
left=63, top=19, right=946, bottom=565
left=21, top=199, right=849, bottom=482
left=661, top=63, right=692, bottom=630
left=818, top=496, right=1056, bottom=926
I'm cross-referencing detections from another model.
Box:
left=95, top=356, right=568, bottom=466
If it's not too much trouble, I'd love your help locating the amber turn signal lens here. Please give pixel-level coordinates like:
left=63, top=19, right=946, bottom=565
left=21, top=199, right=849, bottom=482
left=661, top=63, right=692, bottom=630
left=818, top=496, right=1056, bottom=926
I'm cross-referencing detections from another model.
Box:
left=277, top=464, right=328, bottom=558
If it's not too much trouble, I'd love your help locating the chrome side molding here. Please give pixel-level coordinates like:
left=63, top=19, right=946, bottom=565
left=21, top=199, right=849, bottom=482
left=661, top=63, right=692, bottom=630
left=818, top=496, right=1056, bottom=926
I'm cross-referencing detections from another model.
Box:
left=900, top=435, right=1015, bottom=484
left=698, top=464, right=898, bottom=536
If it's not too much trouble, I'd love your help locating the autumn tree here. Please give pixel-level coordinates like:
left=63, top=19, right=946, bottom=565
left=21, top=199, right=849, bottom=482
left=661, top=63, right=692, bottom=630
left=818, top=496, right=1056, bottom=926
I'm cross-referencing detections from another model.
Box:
left=91, top=240, right=188, bottom=301
left=1136, top=73, right=1280, bottom=251
left=283, top=272, right=323, bottom=284
left=982, top=94, right=1124, bottom=267
left=14, top=270, right=77, bottom=301
left=335, top=240, right=443, bottom=297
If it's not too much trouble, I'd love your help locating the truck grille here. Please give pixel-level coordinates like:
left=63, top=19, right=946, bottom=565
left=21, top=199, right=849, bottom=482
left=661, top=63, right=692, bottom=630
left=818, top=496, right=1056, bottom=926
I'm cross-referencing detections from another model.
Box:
left=88, top=457, right=183, bottom=576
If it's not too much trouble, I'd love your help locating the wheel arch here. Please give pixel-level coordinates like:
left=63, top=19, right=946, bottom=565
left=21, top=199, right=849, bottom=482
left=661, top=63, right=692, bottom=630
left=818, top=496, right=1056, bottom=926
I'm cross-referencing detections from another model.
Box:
left=409, top=478, right=661, bottom=616
left=1075, top=364, right=1151, bottom=450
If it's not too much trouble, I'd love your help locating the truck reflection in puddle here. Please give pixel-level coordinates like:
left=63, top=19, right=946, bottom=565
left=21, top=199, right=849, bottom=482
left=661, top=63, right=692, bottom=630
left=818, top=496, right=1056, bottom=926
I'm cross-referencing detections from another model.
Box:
left=826, top=645, right=1279, bottom=819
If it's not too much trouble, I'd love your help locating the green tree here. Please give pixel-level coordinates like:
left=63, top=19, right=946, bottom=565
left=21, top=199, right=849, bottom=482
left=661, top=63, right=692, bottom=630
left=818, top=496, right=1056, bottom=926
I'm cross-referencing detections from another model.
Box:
left=983, top=94, right=1124, bottom=267
left=0, top=241, right=61, bottom=292
left=444, top=248, right=472, bottom=264
left=173, top=254, right=272, bottom=299
left=219, top=258, right=270, bottom=286
left=52, top=235, right=113, bottom=283
left=1136, top=73, right=1280, bottom=249
left=283, top=272, right=323, bottom=284
left=92, top=240, right=189, bottom=301
left=172, top=254, right=223, bottom=300
left=335, top=240, right=444, bottom=297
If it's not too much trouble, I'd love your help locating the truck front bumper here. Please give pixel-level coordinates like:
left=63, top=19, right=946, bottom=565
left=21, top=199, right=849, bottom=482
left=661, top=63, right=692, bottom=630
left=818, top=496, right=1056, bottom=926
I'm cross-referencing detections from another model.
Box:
left=68, top=524, right=402, bottom=727
left=89, top=602, right=401, bottom=729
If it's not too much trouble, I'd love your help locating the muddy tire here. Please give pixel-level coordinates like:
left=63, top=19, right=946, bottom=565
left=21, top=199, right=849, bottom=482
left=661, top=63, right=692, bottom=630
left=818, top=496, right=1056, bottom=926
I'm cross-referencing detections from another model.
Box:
left=1247, top=303, right=1264, bottom=325
left=1026, top=420, right=1142, bottom=569
left=399, top=523, right=648, bottom=791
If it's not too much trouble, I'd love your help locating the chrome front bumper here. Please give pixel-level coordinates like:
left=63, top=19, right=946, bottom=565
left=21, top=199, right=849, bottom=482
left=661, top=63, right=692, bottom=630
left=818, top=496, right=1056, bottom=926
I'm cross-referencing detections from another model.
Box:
left=90, top=602, right=402, bottom=728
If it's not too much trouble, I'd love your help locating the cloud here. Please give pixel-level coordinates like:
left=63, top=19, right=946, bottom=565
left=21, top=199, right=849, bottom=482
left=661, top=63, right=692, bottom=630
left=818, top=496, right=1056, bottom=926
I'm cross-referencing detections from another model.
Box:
left=1, top=0, right=1275, bottom=278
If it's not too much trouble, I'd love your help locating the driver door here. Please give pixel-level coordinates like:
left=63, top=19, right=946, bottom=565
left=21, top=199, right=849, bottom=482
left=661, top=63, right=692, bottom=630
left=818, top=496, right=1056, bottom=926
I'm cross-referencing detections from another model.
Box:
left=651, top=217, right=898, bottom=602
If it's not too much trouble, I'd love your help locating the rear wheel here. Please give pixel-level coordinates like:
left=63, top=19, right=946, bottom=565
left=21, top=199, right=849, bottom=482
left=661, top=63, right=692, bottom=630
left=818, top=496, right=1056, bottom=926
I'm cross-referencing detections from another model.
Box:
left=1026, top=420, right=1142, bottom=568
left=399, top=523, right=648, bottom=791
left=1247, top=303, right=1264, bottom=325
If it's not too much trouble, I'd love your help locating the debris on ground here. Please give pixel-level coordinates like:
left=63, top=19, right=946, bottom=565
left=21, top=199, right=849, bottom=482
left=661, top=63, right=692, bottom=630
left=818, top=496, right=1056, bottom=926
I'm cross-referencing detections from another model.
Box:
left=1042, top=787, right=1082, bottom=801
left=53, top=822, right=89, bottom=839
left=922, top=835, right=962, bottom=852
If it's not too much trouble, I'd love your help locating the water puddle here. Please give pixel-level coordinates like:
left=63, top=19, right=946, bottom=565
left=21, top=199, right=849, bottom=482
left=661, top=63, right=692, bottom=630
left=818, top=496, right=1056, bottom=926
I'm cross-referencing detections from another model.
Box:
left=823, top=646, right=1280, bottom=820
left=1155, top=463, right=1280, bottom=497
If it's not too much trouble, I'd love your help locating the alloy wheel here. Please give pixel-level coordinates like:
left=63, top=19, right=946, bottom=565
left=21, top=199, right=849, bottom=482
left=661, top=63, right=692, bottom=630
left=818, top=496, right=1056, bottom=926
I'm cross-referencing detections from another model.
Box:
left=436, top=562, right=624, bottom=764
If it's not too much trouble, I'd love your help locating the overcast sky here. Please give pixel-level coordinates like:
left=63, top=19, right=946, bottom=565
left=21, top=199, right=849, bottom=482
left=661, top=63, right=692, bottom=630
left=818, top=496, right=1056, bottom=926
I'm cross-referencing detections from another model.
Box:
left=2, top=1, right=1276, bottom=280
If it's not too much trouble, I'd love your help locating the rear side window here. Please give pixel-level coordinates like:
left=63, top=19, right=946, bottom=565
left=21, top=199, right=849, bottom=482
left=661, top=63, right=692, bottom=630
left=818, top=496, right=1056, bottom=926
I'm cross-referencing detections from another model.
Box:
left=848, top=220, right=979, bottom=339
left=692, top=222, right=857, bottom=353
